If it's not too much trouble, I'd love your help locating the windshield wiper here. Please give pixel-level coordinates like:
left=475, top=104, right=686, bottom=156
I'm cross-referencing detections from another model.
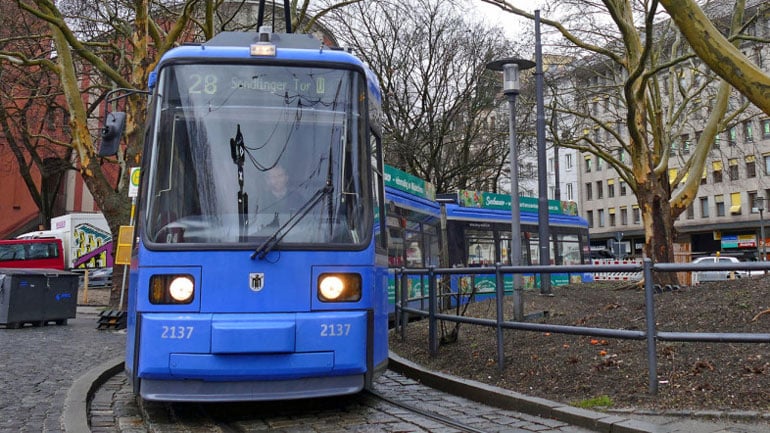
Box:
left=251, top=184, right=333, bottom=260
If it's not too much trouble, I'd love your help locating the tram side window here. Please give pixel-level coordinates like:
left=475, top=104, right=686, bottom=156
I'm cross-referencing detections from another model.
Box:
left=529, top=231, right=564, bottom=265
left=149, top=113, right=203, bottom=242
left=405, top=239, right=422, bottom=267
left=386, top=210, right=439, bottom=268
left=404, top=226, right=423, bottom=267
left=466, top=230, right=495, bottom=266
left=423, top=225, right=439, bottom=267
left=559, top=233, right=582, bottom=265
left=498, top=231, right=511, bottom=265
left=387, top=216, right=404, bottom=267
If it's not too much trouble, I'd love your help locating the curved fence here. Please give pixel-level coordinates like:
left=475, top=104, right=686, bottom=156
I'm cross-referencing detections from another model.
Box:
left=393, top=259, right=770, bottom=394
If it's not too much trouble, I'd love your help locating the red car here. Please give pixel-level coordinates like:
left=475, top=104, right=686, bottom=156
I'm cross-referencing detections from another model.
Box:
left=0, top=238, right=65, bottom=270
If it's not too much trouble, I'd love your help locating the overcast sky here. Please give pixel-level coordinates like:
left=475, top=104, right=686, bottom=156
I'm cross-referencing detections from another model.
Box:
left=467, top=1, right=546, bottom=42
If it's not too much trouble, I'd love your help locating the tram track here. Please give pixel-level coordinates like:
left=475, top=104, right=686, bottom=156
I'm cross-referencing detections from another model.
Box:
left=136, top=391, right=497, bottom=433
left=363, top=389, right=493, bottom=433
left=86, top=367, right=605, bottom=433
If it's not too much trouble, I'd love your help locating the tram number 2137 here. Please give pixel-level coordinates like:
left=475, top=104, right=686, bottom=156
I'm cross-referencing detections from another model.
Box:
left=320, top=323, right=351, bottom=337
left=161, top=326, right=194, bottom=339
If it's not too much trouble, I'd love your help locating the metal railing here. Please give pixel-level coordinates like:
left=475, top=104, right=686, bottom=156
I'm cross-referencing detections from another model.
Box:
left=393, top=259, right=770, bottom=394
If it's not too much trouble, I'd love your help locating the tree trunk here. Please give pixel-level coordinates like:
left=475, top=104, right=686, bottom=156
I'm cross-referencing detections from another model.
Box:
left=642, top=186, right=679, bottom=286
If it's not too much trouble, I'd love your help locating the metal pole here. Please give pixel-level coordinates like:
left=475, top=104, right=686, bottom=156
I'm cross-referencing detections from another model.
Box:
left=508, top=92, right=524, bottom=321
left=643, top=258, right=658, bottom=395
left=495, top=263, right=505, bottom=371
left=400, top=268, right=408, bottom=337
left=487, top=57, right=534, bottom=321
left=759, top=208, right=767, bottom=262
left=428, top=266, right=438, bottom=357
left=535, top=11, right=552, bottom=294
left=119, top=196, right=136, bottom=311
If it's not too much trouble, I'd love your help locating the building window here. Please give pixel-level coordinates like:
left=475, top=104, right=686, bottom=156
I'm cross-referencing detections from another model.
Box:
left=548, top=157, right=554, bottom=173
left=700, top=197, right=709, bottom=218
left=712, top=160, right=723, bottom=183
left=598, top=209, right=605, bottom=227
left=728, top=158, right=739, bottom=180
left=609, top=208, right=616, bottom=226
left=762, top=119, right=770, bottom=139
left=765, top=154, right=770, bottom=175
left=607, top=179, right=615, bottom=198
left=585, top=183, right=593, bottom=201
left=565, top=153, right=573, bottom=169
left=730, top=192, right=742, bottom=215
left=632, top=205, right=641, bottom=224
left=584, top=155, right=592, bottom=172
left=596, top=157, right=603, bottom=171
left=745, top=120, right=754, bottom=142
left=619, top=180, right=627, bottom=196
left=566, top=183, right=574, bottom=201
left=747, top=156, right=757, bottom=178
left=686, top=204, right=694, bottom=219
left=715, top=194, right=725, bottom=217
left=587, top=210, right=594, bottom=228
left=681, top=133, right=690, bottom=154
left=668, top=168, right=680, bottom=188
left=728, top=126, right=737, bottom=145
left=620, top=206, right=628, bottom=225
left=596, top=181, right=603, bottom=199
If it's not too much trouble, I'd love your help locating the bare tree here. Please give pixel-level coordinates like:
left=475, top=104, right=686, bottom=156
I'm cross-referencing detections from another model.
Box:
left=0, top=2, right=71, bottom=231
left=660, top=0, right=770, bottom=115
left=327, top=0, right=530, bottom=193
left=481, top=0, right=755, bottom=284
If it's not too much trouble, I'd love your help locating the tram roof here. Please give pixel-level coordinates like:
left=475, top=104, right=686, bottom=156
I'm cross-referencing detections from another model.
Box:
left=157, top=32, right=367, bottom=68
left=444, top=204, right=589, bottom=228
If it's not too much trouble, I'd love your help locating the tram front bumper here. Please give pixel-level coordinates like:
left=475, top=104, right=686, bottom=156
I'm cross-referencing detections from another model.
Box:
left=137, top=311, right=368, bottom=381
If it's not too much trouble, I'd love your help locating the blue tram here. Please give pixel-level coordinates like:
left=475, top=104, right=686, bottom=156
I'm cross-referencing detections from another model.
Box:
left=122, top=29, right=389, bottom=401
left=384, top=165, right=592, bottom=313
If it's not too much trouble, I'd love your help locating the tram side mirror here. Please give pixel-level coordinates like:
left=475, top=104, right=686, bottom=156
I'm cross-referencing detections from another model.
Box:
left=98, top=111, right=126, bottom=156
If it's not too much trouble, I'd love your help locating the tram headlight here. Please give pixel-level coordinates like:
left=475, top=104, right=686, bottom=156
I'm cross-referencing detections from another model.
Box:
left=149, top=274, right=195, bottom=304
left=318, top=273, right=361, bottom=302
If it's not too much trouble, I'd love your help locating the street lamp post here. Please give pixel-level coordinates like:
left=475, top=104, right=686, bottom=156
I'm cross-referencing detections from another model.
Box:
left=756, top=197, right=766, bottom=263
left=487, top=58, right=535, bottom=322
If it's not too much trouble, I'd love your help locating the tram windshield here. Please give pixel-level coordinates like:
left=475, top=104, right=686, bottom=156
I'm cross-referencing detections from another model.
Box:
left=144, top=64, right=372, bottom=247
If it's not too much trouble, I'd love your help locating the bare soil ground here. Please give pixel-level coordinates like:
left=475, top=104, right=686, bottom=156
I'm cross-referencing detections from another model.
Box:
left=389, top=277, right=770, bottom=411
left=78, top=285, right=111, bottom=307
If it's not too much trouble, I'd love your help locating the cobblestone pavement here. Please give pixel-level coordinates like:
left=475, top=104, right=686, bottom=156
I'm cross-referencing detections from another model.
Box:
left=90, top=365, right=770, bottom=433
left=0, top=306, right=124, bottom=433
left=5, top=289, right=770, bottom=433
left=95, top=370, right=602, bottom=433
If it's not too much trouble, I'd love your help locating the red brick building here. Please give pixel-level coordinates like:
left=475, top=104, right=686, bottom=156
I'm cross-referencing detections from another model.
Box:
left=0, top=2, right=101, bottom=239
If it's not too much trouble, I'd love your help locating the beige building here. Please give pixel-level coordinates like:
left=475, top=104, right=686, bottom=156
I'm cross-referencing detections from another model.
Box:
left=552, top=1, right=770, bottom=260
left=562, top=2, right=770, bottom=260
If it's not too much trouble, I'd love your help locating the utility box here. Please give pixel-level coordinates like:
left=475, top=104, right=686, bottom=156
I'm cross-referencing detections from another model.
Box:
left=0, top=268, right=78, bottom=329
